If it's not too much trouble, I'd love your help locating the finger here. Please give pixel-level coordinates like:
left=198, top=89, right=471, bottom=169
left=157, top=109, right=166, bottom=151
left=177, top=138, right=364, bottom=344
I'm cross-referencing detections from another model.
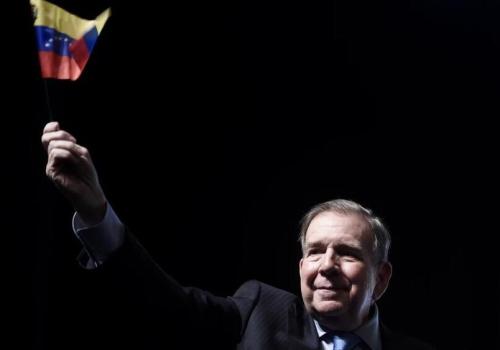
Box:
left=43, top=121, right=60, bottom=133
left=41, top=130, right=77, bottom=151
left=47, top=140, right=91, bottom=161
left=46, top=148, right=80, bottom=177
left=47, top=140, right=77, bottom=156
left=47, top=141, right=94, bottom=176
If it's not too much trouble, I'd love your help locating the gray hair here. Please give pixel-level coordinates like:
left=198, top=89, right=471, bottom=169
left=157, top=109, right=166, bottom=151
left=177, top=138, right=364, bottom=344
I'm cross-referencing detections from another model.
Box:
left=299, top=199, right=391, bottom=264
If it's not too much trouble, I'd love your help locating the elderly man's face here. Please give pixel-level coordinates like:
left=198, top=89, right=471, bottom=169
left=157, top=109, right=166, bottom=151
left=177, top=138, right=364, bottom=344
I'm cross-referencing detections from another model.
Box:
left=299, top=211, right=391, bottom=331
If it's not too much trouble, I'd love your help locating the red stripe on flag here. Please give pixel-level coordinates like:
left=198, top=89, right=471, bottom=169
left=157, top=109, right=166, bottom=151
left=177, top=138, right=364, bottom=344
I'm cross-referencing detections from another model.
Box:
left=38, top=51, right=81, bottom=80
left=70, top=36, right=91, bottom=71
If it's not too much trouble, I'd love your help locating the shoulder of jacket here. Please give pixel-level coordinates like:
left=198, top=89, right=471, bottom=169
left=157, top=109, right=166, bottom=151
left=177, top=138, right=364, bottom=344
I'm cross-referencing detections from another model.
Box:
left=235, top=279, right=297, bottom=300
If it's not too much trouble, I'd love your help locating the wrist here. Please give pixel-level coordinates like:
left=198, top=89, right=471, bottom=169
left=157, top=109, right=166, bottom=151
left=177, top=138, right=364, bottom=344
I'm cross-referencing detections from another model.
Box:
left=77, top=199, right=107, bottom=226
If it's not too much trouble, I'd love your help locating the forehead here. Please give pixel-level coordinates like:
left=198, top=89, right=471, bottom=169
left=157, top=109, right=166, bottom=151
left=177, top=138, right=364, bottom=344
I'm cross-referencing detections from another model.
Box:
left=305, top=211, right=372, bottom=245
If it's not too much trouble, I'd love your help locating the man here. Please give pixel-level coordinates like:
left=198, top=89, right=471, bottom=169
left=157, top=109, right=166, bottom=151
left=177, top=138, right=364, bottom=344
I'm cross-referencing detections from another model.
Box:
left=42, top=121, right=434, bottom=349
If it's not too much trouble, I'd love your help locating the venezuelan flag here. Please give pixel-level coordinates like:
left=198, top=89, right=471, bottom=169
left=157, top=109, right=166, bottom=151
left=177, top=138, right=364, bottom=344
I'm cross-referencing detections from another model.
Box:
left=31, top=0, right=110, bottom=80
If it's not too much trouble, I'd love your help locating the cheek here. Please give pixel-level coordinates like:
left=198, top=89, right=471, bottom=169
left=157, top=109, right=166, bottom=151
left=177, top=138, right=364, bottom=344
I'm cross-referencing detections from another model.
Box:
left=300, top=262, right=317, bottom=307
left=341, top=264, right=366, bottom=280
left=300, top=261, right=319, bottom=286
left=343, top=265, right=375, bottom=292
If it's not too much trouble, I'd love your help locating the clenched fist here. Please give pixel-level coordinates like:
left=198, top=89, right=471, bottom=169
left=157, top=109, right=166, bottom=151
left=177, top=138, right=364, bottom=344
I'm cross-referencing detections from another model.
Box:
left=42, top=121, right=107, bottom=225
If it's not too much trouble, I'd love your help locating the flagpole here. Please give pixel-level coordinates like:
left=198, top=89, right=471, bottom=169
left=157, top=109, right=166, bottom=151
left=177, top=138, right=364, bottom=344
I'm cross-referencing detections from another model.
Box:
left=41, top=79, right=54, bottom=121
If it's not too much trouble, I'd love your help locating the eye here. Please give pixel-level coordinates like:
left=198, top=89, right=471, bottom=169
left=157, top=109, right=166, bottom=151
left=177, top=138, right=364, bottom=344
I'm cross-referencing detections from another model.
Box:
left=340, top=255, right=358, bottom=262
left=337, top=249, right=362, bottom=261
left=306, top=248, right=323, bottom=259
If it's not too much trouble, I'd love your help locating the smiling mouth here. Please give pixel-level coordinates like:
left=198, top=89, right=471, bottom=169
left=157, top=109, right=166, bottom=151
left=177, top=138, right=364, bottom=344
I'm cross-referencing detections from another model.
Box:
left=317, top=287, right=337, bottom=292
left=315, top=286, right=347, bottom=293
left=315, top=285, right=341, bottom=290
left=315, top=288, right=341, bottom=298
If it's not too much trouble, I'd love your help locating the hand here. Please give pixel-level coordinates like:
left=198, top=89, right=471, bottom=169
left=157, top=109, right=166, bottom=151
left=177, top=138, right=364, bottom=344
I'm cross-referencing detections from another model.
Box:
left=42, top=121, right=107, bottom=225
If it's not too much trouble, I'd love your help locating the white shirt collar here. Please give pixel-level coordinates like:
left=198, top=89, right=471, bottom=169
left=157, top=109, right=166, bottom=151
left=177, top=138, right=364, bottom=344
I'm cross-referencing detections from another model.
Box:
left=313, top=304, right=382, bottom=350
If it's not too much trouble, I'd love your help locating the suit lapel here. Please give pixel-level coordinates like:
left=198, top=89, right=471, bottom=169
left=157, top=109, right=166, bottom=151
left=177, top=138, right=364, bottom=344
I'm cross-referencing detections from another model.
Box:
left=286, top=302, right=322, bottom=350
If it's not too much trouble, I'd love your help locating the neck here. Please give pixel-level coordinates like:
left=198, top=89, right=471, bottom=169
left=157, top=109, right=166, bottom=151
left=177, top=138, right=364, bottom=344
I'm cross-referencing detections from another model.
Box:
left=316, top=316, right=362, bottom=332
left=315, top=307, right=374, bottom=332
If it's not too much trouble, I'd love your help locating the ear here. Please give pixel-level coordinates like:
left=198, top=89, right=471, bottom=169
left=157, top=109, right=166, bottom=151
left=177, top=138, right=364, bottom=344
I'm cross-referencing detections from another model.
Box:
left=373, top=261, right=392, bottom=301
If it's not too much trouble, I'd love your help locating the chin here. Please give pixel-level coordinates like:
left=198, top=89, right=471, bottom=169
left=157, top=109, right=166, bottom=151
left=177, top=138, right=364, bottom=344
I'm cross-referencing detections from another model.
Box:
left=313, top=300, right=345, bottom=317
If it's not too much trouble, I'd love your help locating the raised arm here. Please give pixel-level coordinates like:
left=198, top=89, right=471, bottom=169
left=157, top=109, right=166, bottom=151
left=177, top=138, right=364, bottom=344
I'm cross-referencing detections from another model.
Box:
left=40, top=122, right=244, bottom=347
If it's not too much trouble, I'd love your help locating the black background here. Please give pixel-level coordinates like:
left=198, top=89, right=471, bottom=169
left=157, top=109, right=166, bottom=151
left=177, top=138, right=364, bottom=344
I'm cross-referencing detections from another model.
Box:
left=6, top=0, right=500, bottom=349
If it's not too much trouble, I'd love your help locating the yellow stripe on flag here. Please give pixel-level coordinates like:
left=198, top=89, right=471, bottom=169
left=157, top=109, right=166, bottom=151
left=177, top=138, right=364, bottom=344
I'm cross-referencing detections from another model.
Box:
left=31, top=0, right=110, bottom=39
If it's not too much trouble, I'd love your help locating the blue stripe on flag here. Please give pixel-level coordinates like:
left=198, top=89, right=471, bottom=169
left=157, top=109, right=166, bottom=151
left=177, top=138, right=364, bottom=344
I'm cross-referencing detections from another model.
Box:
left=34, top=26, right=74, bottom=57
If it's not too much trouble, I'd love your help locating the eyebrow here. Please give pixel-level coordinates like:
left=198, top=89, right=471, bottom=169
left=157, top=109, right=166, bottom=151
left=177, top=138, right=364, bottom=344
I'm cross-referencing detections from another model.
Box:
left=304, top=241, right=324, bottom=250
left=335, top=244, right=364, bottom=255
left=304, top=241, right=363, bottom=253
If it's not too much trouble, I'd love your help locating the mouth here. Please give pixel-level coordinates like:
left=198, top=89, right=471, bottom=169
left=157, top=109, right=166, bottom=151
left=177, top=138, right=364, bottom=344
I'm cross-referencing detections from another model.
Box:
left=314, top=285, right=347, bottom=294
left=315, top=285, right=341, bottom=290
left=315, top=288, right=341, bottom=299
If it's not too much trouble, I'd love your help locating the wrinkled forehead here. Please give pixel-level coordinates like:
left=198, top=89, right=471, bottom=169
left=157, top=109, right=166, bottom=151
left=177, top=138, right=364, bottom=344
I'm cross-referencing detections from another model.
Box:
left=305, top=211, right=373, bottom=245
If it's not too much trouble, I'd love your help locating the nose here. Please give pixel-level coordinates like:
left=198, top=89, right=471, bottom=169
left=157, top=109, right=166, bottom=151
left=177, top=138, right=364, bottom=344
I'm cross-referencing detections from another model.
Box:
left=318, top=248, right=340, bottom=276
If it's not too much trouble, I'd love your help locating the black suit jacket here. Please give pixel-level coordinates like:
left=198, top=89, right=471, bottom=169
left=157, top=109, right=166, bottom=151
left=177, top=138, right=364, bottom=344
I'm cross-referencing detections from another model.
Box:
left=81, top=233, right=434, bottom=350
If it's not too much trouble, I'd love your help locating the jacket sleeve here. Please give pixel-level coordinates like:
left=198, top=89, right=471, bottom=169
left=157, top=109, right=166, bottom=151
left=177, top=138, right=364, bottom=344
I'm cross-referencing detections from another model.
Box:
left=82, top=230, right=242, bottom=349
